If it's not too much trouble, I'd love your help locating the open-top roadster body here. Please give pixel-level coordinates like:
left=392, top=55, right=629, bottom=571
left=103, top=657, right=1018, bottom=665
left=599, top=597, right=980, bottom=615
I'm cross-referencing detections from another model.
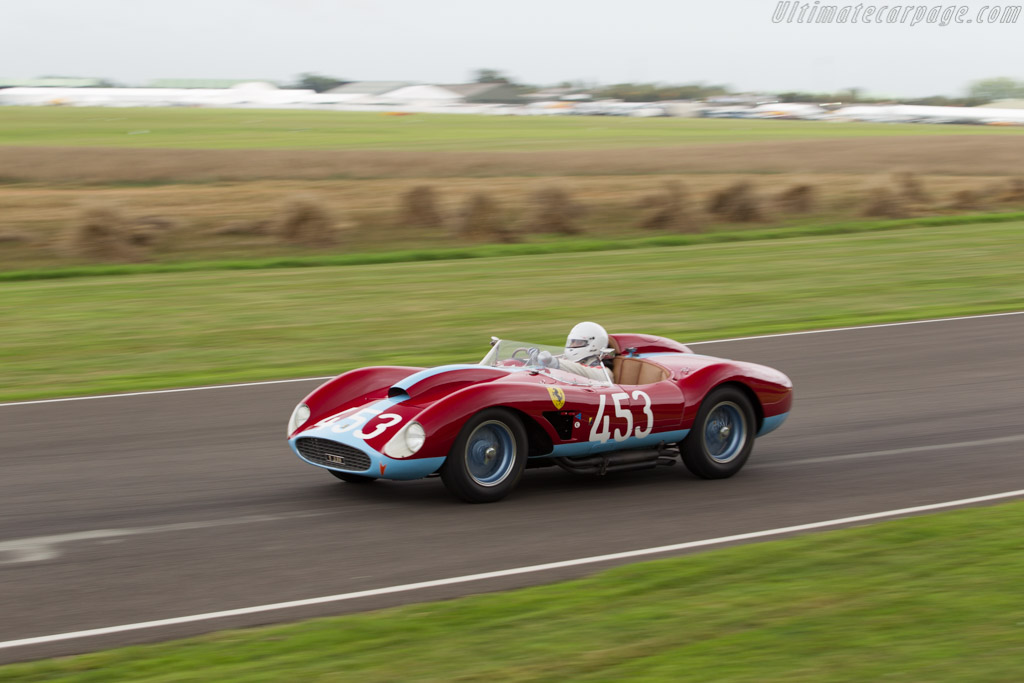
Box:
left=287, top=333, right=792, bottom=502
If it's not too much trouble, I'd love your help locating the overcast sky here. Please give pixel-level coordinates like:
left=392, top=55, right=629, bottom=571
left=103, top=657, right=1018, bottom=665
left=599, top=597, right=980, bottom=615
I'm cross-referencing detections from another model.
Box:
left=2, top=0, right=1020, bottom=96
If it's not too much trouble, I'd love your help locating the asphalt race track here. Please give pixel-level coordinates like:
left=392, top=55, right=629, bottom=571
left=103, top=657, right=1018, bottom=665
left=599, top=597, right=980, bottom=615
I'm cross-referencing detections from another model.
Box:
left=1, top=312, right=1023, bottom=663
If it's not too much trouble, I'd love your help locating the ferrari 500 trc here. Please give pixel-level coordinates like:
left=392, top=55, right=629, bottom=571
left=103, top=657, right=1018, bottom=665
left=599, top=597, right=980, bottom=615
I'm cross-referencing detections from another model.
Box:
left=286, top=323, right=792, bottom=503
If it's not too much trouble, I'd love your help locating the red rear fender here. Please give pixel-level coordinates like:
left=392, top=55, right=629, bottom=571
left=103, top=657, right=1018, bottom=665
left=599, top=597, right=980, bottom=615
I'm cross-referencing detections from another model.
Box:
left=610, top=333, right=692, bottom=356
left=679, top=362, right=792, bottom=426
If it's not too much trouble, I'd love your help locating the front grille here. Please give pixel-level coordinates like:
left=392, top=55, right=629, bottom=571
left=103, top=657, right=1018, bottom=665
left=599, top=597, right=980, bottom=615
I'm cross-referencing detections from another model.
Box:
left=295, top=438, right=371, bottom=472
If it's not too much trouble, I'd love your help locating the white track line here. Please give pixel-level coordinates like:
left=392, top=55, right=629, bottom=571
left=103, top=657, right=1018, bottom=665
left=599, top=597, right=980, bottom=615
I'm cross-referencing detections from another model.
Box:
left=688, top=309, right=1024, bottom=346
left=0, top=512, right=331, bottom=566
left=0, top=376, right=333, bottom=408
left=1, top=488, right=1022, bottom=651
left=760, top=434, right=1024, bottom=468
left=2, top=309, right=1022, bottom=409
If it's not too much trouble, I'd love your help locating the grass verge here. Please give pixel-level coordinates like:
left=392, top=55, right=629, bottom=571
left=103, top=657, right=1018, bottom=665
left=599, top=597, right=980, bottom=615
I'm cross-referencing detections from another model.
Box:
left=3, top=498, right=1023, bottom=681
left=2, top=221, right=1023, bottom=402
left=3, top=210, right=1024, bottom=283
left=5, top=108, right=1024, bottom=152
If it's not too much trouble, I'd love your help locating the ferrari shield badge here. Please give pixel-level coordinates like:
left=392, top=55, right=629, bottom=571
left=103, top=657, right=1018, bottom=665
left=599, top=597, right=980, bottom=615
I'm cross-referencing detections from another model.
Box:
left=547, top=386, right=566, bottom=409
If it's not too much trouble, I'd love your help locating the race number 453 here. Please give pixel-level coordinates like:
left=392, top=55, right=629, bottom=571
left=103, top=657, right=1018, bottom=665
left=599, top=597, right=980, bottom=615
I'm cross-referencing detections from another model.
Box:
left=589, top=391, right=654, bottom=443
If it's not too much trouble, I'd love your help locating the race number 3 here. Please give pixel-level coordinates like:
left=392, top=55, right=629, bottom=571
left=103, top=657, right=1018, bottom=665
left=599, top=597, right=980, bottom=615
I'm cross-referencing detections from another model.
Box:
left=589, top=391, right=654, bottom=443
left=328, top=410, right=402, bottom=440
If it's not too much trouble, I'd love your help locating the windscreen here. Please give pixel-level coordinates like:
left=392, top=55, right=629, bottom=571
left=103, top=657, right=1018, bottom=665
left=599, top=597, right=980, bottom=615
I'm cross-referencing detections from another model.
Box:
left=479, top=339, right=612, bottom=387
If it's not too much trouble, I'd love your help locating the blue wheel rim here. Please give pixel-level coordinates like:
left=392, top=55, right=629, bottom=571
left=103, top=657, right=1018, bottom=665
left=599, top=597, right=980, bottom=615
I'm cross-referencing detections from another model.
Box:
left=703, top=402, right=747, bottom=463
left=466, top=420, right=516, bottom=487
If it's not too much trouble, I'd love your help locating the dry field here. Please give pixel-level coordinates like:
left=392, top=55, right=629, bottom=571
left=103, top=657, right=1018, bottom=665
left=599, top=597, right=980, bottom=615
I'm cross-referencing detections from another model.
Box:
left=3, top=135, right=1024, bottom=270
left=4, top=136, right=1024, bottom=183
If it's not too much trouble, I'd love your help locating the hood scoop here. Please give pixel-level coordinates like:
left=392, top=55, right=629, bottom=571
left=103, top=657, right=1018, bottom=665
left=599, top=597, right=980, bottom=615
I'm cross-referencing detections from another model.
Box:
left=389, top=364, right=508, bottom=398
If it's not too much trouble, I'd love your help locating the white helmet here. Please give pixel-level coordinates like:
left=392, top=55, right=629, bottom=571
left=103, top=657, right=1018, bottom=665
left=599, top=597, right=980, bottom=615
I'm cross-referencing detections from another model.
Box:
left=564, top=322, right=608, bottom=364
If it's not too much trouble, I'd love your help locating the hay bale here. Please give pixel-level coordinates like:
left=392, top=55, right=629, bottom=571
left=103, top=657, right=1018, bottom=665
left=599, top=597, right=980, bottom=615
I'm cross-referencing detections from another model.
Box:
left=999, top=177, right=1024, bottom=203
left=127, top=215, right=178, bottom=246
left=62, top=204, right=142, bottom=261
left=135, top=215, right=177, bottom=232
left=861, top=187, right=909, bottom=218
left=895, top=172, right=931, bottom=204
left=212, top=220, right=273, bottom=236
left=0, top=230, right=32, bottom=244
left=458, top=192, right=515, bottom=242
left=528, top=186, right=584, bottom=235
left=705, top=186, right=729, bottom=216
left=398, top=185, right=445, bottom=229
left=775, top=184, right=816, bottom=213
left=981, top=181, right=1005, bottom=202
left=706, top=181, right=763, bottom=222
left=948, top=189, right=983, bottom=210
left=639, top=181, right=700, bottom=232
left=277, top=195, right=334, bottom=246
left=126, top=229, right=158, bottom=247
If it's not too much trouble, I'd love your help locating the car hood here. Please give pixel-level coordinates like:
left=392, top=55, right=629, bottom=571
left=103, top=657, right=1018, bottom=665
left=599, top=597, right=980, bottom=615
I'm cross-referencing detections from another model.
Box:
left=388, top=364, right=513, bottom=402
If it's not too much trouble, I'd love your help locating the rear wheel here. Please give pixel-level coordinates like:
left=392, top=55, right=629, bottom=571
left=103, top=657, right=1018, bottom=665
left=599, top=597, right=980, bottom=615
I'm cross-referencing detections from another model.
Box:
left=441, top=408, right=528, bottom=503
left=681, top=386, right=756, bottom=479
left=328, top=470, right=375, bottom=484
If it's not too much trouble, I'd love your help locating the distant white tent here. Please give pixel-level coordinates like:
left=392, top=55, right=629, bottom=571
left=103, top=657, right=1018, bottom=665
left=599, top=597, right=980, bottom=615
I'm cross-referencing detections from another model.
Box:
left=750, top=102, right=826, bottom=118
left=828, top=104, right=1024, bottom=125
left=377, top=84, right=464, bottom=105
left=0, top=84, right=315, bottom=108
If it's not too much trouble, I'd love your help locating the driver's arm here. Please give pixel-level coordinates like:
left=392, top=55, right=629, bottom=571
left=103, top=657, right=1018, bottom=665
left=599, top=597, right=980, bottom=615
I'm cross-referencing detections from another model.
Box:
left=575, top=362, right=610, bottom=382
left=549, top=356, right=608, bottom=382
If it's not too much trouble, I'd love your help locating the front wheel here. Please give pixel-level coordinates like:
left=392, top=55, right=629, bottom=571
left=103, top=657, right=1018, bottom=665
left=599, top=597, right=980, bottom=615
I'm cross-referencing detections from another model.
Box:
left=680, top=386, right=756, bottom=479
left=441, top=408, right=528, bottom=503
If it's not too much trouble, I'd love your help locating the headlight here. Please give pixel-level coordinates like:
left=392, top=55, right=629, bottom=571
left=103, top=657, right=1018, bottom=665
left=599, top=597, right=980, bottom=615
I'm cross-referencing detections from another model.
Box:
left=288, top=403, right=310, bottom=436
left=405, top=422, right=426, bottom=454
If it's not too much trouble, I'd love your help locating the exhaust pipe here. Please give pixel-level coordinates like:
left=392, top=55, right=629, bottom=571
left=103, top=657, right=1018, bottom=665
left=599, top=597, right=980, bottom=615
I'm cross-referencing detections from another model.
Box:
left=555, top=446, right=676, bottom=476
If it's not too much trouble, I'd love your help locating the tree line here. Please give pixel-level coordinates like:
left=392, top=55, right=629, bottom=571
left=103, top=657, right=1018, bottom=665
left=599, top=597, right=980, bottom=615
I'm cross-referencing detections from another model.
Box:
left=289, top=70, right=1024, bottom=105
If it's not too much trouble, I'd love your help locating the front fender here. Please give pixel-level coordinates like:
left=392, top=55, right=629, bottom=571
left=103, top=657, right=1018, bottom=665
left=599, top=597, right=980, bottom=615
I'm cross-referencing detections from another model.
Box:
left=413, top=380, right=561, bottom=459
left=292, top=366, right=423, bottom=436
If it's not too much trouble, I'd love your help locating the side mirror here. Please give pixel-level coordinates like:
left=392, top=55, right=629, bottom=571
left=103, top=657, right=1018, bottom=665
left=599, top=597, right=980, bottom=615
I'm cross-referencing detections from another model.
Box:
left=490, top=336, right=500, bottom=347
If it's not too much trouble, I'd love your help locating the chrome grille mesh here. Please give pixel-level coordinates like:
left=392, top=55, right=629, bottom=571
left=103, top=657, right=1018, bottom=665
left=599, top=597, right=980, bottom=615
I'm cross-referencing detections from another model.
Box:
left=295, top=438, right=371, bottom=472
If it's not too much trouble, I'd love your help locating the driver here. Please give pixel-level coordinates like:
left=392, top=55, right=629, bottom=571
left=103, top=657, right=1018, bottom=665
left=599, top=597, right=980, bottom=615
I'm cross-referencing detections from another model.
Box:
left=537, top=321, right=611, bottom=382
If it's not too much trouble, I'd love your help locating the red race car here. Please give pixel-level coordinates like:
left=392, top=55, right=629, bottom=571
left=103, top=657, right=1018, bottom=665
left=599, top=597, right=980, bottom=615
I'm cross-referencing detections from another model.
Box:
left=287, top=333, right=792, bottom=503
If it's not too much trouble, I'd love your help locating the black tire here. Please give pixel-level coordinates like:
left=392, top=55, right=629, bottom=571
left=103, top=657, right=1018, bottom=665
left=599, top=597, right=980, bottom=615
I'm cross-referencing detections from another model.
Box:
left=441, top=408, right=528, bottom=503
left=328, top=470, right=376, bottom=484
left=680, top=386, right=756, bottom=479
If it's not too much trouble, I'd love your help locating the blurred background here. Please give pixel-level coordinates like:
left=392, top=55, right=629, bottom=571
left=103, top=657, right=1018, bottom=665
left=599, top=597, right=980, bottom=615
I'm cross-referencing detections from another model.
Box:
left=1, top=1, right=1023, bottom=679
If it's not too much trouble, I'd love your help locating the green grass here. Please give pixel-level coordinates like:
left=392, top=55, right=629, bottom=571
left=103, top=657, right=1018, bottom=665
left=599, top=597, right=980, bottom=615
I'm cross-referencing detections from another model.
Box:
left=3, top=210, right=1024, bottom=283
left=4, top=498, right=1023, bottom=681
left=3, top=107, right=1024, bottom=151
left=2, top=221, right=1022, bottom=402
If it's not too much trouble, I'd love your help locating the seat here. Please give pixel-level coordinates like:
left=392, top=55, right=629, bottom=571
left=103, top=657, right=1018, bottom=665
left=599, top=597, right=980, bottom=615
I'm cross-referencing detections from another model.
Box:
left=612, top=357, right=670, bottom=385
